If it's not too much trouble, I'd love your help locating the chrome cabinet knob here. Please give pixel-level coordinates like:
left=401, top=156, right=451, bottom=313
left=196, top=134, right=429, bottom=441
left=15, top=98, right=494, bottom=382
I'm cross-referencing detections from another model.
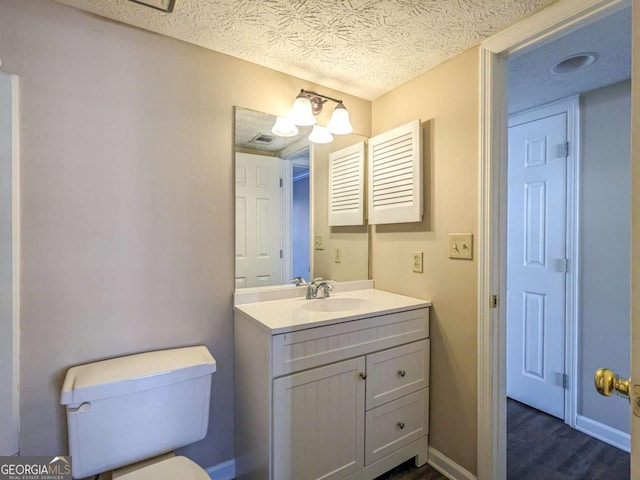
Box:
left=359, top=372, right=367, bottom=380
left=397, top=421, right=405, bottom=430
left=398, top=369, right=406, bottom=378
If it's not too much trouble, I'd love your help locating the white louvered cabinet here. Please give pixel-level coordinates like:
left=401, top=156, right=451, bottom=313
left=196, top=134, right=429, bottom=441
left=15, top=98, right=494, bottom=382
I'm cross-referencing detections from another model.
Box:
left=328, top=141, right=366, bottom=226
left=368, top=119, right=423, bottom=224
left=234, top=303, right=431, bottom=480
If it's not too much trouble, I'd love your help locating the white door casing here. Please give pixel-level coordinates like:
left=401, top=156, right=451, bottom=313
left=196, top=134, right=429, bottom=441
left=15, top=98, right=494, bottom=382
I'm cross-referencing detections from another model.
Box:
left=631, top=3, right=640, bottom=478
left=0, top=72, right=19, bottom=456
left=235, top=152, right=283, bottom=289
left=478, top=1, right=632, bottom=479
left=506, top=111, right=568, bottom=419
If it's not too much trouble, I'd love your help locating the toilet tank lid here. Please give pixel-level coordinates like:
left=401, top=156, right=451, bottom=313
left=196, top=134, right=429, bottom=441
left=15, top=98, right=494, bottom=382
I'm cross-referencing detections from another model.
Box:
left=60, top=346, right=216, bottom=405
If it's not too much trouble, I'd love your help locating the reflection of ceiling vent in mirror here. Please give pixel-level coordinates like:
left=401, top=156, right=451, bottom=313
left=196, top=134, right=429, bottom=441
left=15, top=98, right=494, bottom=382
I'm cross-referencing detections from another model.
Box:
left=128, top=0, right=176, bottom=13
left=250, top=134, right=276, bottom=144
left=550, top=52, right=598, bottom=74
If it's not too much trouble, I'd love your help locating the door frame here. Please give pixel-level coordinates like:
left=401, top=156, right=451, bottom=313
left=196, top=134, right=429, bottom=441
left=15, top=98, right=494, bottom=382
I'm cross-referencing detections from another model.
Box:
left=477, top=0, right=631, bottom=478
left=0, top=72, right=20, bottom=456
left=507, top=96, right=580, bottom=427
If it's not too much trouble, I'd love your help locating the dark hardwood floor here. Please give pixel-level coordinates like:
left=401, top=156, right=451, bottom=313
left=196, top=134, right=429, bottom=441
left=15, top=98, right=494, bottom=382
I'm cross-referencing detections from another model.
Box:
left=373, top=459, right=446, bottom=480
left=375, top=398, right=630, bottom=480
left=507, top=398, right=629, bottom=479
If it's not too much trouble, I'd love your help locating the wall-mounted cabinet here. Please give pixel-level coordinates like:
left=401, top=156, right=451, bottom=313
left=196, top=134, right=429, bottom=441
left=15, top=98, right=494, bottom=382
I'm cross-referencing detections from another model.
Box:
left=328, top=141, right=366, bottom=226
left=367, top=119, right=423, bottom=225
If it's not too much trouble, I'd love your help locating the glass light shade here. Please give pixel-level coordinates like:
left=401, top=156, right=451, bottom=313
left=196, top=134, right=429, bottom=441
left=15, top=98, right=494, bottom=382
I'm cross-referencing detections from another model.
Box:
left=290, top=94, right=316, bottom=126
left=271, top=116, right=299, bottom=137
left=308, top=125, right=334, bottom=144
left=327, top=103, right=353, bottom=135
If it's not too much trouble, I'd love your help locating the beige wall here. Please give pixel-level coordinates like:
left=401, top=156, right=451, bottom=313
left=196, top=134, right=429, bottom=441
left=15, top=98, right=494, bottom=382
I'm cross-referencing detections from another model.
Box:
left=0, top=0, right=370, bottom=468
left=579, top=80, right=631, bottom=433
left=312, top=134, right=370, bottom=282
left=371, top=47, right=479, bottom=474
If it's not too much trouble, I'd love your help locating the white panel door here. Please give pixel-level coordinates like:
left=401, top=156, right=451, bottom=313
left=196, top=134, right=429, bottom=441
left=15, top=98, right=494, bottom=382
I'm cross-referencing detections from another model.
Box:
left=235, top=152, right=283, bottom=288
left=507, top=112, right=567, bottom=418
left=273, top=357, right=365, bottom=480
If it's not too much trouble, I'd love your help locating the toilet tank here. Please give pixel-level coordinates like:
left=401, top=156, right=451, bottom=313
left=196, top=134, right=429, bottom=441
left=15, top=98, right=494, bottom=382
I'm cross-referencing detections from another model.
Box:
left=60, top=346, right=216, bottom=479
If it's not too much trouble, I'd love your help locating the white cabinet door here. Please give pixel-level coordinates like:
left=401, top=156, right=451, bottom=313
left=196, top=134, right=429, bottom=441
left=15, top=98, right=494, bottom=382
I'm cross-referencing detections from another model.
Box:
left=273, top=357, right=366, bottom=480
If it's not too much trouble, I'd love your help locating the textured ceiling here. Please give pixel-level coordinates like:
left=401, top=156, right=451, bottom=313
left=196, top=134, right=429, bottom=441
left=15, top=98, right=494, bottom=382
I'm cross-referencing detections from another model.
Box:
left=508, top=6, right=631, bottom=114
left=54, top=0, right=560, bottom=100
left=235, top=107, right=308, bottom=157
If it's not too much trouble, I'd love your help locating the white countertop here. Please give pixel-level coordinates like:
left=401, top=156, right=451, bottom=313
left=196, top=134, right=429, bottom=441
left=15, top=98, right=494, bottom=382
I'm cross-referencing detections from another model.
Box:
left=234, top=288, right=431, bottom=334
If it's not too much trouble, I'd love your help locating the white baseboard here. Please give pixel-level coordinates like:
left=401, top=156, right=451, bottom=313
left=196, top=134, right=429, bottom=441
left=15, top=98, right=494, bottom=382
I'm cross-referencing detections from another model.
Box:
left=575, top=414, right=630, bottom=452
left=428, top=447, right=477, bottom=480
left=206, top=459, right=236, bottom=480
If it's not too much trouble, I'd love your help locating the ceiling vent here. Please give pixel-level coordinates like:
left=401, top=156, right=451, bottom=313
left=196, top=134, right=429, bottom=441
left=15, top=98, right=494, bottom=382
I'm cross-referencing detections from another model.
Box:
left=250, top=133, right=276, bottom=144
left=128, top=0, right=176, bottom=13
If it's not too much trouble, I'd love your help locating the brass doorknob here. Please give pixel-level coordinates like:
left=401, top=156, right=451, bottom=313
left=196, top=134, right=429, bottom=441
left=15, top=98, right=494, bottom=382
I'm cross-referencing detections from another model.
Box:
left=594, top=368, right=630, bottom=398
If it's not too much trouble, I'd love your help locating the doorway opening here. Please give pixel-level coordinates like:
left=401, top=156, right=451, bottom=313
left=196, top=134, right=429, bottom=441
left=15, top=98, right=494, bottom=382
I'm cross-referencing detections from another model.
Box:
left=477, top=0, right=633, bottom=478
left=287, top=150, right=311, bottom=282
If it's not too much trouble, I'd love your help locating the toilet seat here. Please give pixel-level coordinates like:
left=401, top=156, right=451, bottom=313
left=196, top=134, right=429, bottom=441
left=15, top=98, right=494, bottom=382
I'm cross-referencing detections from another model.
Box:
left=117, top=456, right=210, bottom=480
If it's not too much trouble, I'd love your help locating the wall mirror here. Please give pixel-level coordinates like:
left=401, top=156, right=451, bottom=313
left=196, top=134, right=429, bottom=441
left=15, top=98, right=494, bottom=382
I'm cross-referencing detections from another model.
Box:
left=234, top=107, right=369, bottom=290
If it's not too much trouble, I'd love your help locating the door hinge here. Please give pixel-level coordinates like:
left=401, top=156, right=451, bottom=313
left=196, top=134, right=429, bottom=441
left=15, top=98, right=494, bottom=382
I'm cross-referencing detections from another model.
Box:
left=558, top=258, right=568, bottom=273
left=279, top=178, right=283, bottom=187
left=490, top=295, right=498, bottom=309
left=563, top=373, right=568, bottom=389
left=279, top=249, right=283, bottom=259
left=560, top=142, right=569, bottom=158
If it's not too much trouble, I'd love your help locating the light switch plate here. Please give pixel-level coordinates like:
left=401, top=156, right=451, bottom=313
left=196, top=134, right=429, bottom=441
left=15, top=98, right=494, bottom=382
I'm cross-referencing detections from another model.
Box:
left=314, top=234, right=325, bottom=250
left=412, top=251, right=423, bottom=273
left=449, top=234, right=473, bottom=260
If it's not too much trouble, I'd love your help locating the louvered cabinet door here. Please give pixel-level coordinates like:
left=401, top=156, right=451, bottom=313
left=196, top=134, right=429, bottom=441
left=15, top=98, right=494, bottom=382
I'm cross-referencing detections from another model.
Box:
left=328, top=141, right=365, bottom=226
left=368, top=120, right=423, bottom=224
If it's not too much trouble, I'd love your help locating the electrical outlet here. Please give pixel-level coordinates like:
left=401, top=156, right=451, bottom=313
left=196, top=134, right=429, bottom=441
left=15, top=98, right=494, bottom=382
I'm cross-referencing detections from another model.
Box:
left=412, top=251, right=423, bottom=273
left=449, top=234, right=473, bottom=260
left=334, top=247, right=342, bottom=263
left=314, top=234, right=325, bottom=250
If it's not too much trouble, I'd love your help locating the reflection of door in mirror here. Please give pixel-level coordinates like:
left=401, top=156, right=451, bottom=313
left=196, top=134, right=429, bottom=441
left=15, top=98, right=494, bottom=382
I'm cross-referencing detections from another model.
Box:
left=0, top=72, right=19, bottom=455
left=234, top=148, right=311, bottom=289
left=235, top=152, right=284, bottom=289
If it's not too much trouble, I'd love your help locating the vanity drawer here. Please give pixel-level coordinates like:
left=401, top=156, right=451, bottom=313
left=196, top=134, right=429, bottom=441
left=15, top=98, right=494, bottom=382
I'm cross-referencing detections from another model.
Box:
left=366, top=339, right=429, bottom=410
left=365, top=388, right=429, bottom=465
left=272, top=308, right=429, bottom=377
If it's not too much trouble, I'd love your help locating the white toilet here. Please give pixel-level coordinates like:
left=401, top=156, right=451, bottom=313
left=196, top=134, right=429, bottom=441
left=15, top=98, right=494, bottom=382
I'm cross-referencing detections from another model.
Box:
left=60, top=346, right=216, bottom=480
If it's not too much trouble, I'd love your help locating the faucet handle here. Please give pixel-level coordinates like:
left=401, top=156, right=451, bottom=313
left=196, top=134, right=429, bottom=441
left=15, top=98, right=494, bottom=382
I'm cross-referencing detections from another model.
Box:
left=315, top=280, right=334, bottom=298
left=311, top=277, right=323, bottom=284
left=290, top=276, right=308, bottom=287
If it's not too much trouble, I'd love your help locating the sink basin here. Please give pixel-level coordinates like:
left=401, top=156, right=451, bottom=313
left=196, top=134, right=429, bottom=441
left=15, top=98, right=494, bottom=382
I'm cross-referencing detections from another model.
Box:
left=302, top=297, right=367, bottom=313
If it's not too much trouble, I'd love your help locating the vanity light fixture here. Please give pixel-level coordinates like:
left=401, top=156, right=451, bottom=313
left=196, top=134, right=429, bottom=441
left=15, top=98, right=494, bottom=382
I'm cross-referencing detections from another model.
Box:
left=308, top=125, right=334, bottom=144
left=273, top=89, right=354, bottom=143
left=271, top=116, right=299, bottom=137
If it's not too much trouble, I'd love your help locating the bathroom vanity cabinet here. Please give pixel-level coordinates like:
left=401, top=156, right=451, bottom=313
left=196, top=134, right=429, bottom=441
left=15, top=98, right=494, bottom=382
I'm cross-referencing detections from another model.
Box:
left=234, top=289, right=431, bottom=480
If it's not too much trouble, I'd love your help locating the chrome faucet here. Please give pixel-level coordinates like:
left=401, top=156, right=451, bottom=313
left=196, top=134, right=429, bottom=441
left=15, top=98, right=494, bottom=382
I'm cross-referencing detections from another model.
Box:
left=290, top=276, right=308, bottom=287
left=304, top=278, right=334, bottom=299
